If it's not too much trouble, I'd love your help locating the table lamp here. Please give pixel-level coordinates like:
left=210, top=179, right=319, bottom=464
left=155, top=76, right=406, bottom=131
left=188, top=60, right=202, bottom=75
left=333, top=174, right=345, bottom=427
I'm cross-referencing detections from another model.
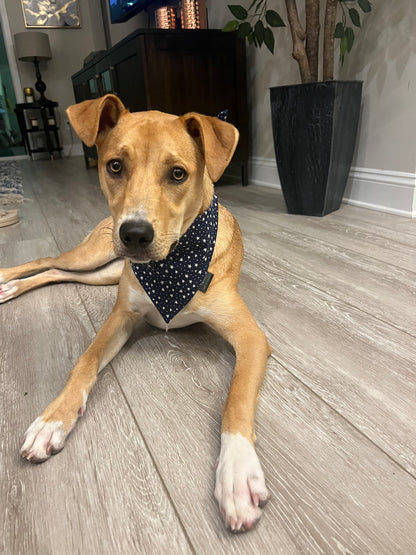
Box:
left=14, top=32, right=52, bottom=105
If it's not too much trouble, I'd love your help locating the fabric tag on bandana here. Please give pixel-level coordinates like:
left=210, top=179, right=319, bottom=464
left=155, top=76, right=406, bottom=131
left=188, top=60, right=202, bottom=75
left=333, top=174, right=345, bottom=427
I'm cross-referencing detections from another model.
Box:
left=131, top=194, right=218, bottom=324
left=198, top=271, right=214, bottom=293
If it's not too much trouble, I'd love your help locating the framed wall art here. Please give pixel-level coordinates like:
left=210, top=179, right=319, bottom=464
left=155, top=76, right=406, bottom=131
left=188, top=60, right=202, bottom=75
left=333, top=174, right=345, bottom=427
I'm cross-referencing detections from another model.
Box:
left=21, top=0, right=81, bottom=28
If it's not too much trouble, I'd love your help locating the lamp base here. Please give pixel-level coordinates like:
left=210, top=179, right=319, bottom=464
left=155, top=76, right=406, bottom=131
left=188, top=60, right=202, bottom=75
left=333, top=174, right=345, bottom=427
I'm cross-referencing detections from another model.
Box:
left=33, top=57, right=49, bottom=105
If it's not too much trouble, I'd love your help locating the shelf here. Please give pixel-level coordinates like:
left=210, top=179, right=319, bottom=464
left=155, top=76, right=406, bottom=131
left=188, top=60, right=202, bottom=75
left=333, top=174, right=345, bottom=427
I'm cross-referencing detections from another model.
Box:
left=26, top=127, right=59, bottom=133
left=15, top=100, right=63, bottom=160
left=29, top=147, right=62, bottom=154
left=17, top=101, right=58, bottom=109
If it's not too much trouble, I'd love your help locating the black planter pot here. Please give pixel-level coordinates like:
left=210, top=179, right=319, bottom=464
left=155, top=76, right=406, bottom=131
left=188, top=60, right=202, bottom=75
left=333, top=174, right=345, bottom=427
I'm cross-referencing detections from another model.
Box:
left=270, top=80, right=363, bottom=216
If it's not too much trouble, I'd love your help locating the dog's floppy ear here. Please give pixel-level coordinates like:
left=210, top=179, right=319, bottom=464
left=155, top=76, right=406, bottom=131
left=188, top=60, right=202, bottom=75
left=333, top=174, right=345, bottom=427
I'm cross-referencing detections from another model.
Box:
left=181, top=113, right=239, bottom=183
left=66, top=94, right=126, bottom=147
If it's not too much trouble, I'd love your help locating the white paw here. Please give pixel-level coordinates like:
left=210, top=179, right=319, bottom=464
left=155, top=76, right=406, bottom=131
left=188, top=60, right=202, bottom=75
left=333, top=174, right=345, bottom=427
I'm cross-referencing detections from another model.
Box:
left=215, top=433, right=269, bottom=532
left=20, top=417, right=67, bottom=463
left=0, top=281, right=17, bottom=303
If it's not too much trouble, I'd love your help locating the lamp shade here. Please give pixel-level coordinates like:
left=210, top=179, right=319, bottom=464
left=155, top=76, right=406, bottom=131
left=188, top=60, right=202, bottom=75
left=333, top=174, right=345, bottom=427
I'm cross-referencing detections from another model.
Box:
left=14, top=32, right=52, bottom=62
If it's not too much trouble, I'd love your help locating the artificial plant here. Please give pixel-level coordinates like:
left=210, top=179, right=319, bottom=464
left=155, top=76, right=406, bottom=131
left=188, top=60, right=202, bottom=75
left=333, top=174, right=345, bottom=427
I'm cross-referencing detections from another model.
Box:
left=223, top=0, right=372, bottom=83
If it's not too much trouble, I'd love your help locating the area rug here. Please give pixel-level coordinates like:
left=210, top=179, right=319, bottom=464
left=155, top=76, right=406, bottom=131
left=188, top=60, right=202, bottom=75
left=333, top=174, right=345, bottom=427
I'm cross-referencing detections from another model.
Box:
left=0, top=161, right=25, bottom=206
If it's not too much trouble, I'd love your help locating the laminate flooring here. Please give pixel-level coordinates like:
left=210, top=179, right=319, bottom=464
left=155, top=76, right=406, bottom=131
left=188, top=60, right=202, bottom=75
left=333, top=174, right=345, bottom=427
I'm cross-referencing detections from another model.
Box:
left=1, top=157, right=415, bottom=554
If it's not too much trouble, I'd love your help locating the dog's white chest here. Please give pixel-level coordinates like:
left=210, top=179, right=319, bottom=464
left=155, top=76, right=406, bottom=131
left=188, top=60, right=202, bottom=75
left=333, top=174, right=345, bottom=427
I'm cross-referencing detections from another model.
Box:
left=128, top=286, right=208, bottom=330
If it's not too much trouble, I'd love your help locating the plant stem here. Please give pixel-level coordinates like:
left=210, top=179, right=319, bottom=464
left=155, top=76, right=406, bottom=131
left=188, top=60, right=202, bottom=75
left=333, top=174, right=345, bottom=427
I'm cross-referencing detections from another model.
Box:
left=306, top=0, right=320, bottom=81
left=323, top=0, right=338, bottom=80
left=284, top=0, right=312, bottom=83
left=339, top=0, right=347, bottom=25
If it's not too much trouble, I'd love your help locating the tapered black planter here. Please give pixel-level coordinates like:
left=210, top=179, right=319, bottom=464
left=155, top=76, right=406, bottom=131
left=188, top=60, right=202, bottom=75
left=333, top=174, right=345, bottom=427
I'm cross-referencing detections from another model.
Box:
left=270, top=81, right=362, bottom=216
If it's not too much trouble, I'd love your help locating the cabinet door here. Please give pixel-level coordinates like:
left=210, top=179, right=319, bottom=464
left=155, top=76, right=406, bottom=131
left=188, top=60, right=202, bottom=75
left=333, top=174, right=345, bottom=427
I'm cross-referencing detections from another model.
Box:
left=142, top=33, right=237, bottom=114
left=73, top=65, right=101, bottom=102
left=96, top=36, right=147, bottom=112
left=142, top=31, right=248, bottom=161
left=87, top=75, right=101, bottom=98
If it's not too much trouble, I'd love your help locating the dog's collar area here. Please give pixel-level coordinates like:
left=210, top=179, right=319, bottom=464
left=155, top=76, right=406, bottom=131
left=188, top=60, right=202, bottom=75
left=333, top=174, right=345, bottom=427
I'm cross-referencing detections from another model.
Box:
left=130, top=193, right=218, bottom=324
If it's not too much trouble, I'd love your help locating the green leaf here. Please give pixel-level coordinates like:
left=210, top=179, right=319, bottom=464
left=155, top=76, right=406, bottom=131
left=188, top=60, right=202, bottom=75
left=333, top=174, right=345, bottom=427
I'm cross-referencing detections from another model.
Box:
left=247, top=31, right=255, bottom=45
left=264, top=26, right=275, bottom=54
left=227, top=5, right=248, bottom=20
left=345, top=27, right=355, bottom=52
left=238, top=21, right=253, bottom=38
left=222, top=20, right=239, bottom=32
left=334, top=22, right=344, bottom=38
left=254, top=20, right=265, bottom=47
left=349, top=8, right=361, bottom=27
left=358, top=0, right=372, bottom=13
left=265, top=10, right=285, bottom=27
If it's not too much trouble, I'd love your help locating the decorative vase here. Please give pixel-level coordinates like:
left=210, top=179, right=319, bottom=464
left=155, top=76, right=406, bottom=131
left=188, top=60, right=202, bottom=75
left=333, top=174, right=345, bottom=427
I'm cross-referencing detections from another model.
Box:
left=270, top=80, right=363, bottom=216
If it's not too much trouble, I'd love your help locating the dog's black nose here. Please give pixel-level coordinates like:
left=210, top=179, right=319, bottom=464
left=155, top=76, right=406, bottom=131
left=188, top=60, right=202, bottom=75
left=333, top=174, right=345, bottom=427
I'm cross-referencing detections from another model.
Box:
left=119, top=220, right=154, bottom=249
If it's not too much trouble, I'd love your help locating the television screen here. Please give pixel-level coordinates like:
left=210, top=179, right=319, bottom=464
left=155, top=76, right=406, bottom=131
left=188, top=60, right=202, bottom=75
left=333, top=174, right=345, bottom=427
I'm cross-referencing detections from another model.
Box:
left=110, top=0, right=154, bottom=23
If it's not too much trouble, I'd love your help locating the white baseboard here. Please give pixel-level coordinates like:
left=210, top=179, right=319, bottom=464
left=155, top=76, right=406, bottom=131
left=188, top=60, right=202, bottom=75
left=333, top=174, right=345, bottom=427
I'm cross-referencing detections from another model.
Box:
left=248, top=156, right=281, bottom=189
left=0, top=154, right=29, bottom=162
left=1, top=145, right=83, bottom=161
left=63, top=143, right=84, bottom=157
left=227, top=157, right=416, bottom=218
left=225, top=156, right=281, bottom=188
left=344, top=167, right=416, bottom=218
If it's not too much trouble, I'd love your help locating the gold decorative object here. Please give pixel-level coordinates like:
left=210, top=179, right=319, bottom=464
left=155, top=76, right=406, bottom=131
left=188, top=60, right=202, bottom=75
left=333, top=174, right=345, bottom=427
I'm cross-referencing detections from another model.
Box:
left=181, top=0, right=200, bottom=29
left=155, top=6, right=177, bottom=29
left=24, top=87, right=34, bottom=103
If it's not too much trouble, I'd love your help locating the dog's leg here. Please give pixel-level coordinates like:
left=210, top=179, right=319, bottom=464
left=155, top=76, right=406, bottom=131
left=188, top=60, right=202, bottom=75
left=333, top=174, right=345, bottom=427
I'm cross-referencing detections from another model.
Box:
left=0, top=217, right=115, bottom=284
left=206, top=292, right=271, bottom=533
left=20, top=291, right=140, bottom=463
left=0, top=259, right=124, bottom=303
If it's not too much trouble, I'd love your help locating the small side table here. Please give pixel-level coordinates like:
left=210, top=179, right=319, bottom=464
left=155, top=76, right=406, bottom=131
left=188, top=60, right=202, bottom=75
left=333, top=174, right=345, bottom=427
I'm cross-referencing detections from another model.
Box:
left=15, top=101, right=63, bottom=160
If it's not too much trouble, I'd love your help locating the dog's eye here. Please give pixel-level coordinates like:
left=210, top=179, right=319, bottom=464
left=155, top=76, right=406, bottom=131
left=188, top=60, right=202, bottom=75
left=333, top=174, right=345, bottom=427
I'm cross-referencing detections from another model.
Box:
left=171, top=167, right=187, bottom=183
left=107, top=159, right=122, bottom=174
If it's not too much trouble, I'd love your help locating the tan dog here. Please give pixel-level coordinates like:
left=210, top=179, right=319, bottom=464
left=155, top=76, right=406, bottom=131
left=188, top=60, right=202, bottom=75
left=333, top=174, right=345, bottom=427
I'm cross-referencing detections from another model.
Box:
left=0, top=95, right=271, bottom=532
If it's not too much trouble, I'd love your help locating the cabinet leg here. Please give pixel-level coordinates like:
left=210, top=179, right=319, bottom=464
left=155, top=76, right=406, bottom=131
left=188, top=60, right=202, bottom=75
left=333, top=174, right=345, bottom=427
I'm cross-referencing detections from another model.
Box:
left=241, top=162, right=249, bottom=186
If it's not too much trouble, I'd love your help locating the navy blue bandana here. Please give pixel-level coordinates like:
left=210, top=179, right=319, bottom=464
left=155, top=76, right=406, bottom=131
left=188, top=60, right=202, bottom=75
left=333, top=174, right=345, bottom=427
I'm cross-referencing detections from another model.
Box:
left=130, top=194, right=218, bottom=324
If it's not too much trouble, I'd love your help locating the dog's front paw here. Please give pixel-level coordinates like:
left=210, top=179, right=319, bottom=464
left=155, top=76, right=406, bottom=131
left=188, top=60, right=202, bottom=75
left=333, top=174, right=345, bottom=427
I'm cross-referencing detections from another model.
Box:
left=20, top=417, right=67, bottom=463
left=215, top=432, right=269, bottom=533
left=0, top=281, right=18, bottom=303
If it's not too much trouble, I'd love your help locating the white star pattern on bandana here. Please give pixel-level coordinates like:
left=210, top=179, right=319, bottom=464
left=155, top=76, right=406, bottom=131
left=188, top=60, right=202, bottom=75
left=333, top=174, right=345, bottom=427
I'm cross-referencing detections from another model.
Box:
left=131, top=193, right=218, bottom=324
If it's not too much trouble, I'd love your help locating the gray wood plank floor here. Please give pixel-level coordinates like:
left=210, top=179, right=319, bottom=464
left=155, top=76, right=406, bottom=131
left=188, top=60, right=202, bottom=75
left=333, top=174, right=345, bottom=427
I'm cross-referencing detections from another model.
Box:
left=1, top=157, right=415, bottom=554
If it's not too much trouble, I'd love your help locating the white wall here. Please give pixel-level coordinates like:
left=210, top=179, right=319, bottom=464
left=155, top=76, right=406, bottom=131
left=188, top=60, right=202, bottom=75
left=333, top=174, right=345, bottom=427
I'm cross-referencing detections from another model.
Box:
left=105, top=4, right=147, bottom=47
left=207, top=0, right=416, bottom=216
left=340, top=4, right=416, bottom=174
left=339, top=2, right=416, bottom=216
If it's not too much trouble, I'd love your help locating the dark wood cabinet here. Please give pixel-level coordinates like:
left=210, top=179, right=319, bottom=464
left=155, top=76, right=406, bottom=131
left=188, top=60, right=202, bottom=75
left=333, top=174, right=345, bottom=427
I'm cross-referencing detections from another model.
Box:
left=71, top=29, right=248, bottom=183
